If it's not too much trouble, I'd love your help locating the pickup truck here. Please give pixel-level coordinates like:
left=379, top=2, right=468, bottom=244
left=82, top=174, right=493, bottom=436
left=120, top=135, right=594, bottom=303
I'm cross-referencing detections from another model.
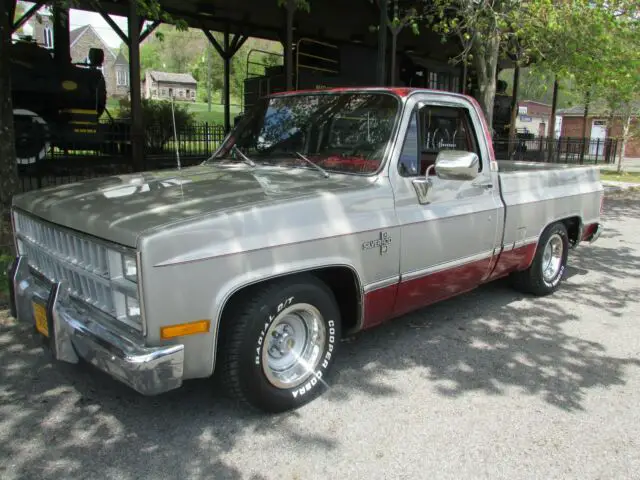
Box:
left=7, top=87, right=604, bottom=413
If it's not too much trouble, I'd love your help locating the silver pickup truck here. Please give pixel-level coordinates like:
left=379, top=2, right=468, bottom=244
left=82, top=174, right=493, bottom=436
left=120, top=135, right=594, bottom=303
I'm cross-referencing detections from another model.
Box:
left=8, top=87, right=603, bottom=413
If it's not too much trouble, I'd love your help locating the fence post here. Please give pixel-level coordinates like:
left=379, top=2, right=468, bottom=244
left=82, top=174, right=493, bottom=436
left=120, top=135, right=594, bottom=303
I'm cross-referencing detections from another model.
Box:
left=205, top=122, right=210, bottom=156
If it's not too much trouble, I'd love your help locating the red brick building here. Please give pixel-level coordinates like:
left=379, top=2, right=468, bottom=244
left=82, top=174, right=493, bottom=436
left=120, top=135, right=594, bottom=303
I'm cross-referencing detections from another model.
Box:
left=559, top=104, right=640, bottom=158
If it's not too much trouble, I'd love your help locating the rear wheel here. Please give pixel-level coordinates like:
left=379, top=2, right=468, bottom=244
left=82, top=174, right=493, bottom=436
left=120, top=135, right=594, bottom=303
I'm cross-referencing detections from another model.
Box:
left=511, top=222, right=569, bottom=296
left=220, top=275, right=341, bottom=413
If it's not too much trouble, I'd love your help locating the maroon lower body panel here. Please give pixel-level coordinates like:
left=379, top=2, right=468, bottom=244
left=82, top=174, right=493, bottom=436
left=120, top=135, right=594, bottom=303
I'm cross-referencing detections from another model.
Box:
left=361, top=242, right=539, bottom=330
left=485, top=243, right=537, bottom=282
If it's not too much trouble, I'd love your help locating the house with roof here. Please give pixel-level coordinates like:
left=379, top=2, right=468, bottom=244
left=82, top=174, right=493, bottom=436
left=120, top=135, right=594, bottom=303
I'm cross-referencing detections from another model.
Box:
left=142, top=70, right=198, bottom=102
left=24, top=8, right=129, bottom=99
left=515, top=100, right=563, bottom=138
left=558, top=103, right=640, bottom=158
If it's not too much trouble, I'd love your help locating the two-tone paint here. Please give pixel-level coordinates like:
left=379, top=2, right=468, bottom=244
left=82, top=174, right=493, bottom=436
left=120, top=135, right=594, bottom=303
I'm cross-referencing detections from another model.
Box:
left=10, top=87, right=604, bottom=390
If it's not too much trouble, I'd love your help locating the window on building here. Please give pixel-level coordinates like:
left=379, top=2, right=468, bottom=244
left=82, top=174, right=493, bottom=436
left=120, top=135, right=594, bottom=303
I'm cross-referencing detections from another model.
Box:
left=44, top=26, right=53, bottom=48
left=117, top=70, right=129, bottom=86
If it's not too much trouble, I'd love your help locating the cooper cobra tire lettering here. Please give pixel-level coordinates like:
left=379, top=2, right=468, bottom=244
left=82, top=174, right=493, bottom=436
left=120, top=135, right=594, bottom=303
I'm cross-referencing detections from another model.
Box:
left=222, top=274, right=342, bottom=413
left=292, top=319, right=335, bottom=398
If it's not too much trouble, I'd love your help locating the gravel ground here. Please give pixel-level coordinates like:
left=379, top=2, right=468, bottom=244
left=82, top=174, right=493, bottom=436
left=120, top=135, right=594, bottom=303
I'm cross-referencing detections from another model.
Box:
left=2, top=190, right=640, bottom=480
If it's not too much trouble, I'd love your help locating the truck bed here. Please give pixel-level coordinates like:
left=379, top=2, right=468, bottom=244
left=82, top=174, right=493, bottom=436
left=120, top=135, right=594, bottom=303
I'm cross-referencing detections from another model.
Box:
left=496, top=160, right=603, bottom=248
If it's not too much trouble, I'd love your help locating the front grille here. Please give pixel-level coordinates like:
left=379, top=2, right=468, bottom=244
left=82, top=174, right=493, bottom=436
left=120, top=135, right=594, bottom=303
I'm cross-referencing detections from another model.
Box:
left=13, top=211, right=142, bottom=332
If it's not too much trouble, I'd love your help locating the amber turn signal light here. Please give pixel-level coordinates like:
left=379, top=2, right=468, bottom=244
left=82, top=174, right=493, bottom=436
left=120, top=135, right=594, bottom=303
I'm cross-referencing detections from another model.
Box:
left=161, top=320, right=210, bottom=339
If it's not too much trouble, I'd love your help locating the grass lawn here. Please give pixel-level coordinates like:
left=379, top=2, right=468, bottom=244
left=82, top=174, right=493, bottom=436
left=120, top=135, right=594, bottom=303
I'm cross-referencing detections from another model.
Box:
left=104, top=99, right=242, bottom=125
left=600, top=170, right=640, bottom=183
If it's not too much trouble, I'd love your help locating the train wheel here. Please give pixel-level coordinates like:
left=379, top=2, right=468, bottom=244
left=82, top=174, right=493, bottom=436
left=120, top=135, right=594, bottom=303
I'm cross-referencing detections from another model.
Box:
left=13, top=109, right=50, bottom=166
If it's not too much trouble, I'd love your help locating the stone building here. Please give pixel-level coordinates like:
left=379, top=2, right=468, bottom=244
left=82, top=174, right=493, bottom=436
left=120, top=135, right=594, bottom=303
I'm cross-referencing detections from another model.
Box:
left=142, top=70, right=198, bottom=102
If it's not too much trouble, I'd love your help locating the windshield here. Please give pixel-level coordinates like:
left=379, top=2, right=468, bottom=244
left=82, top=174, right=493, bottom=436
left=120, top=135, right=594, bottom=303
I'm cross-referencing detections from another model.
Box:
left=209, top=92, right=401, bottom=175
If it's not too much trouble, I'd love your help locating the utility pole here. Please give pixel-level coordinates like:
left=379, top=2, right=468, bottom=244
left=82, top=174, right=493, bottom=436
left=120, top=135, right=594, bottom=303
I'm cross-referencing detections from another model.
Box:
left=207, top=46, right=212, bottom=112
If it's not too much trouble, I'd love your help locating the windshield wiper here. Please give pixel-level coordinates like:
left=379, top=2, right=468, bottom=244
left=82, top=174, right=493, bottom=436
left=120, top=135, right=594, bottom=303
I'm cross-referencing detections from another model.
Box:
left=232, top=145, right=256, bottom=167
left=295, top=152, right=329, bottom=178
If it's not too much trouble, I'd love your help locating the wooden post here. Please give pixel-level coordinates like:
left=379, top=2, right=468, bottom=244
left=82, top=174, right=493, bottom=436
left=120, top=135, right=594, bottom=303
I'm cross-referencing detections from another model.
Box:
left=223, top=27, right=231, bottom=132
left=285, top=0, right=295, bottom=91
left=376, top=0, right=388, bottom=86
left=127, top=0, right=144, bottom=171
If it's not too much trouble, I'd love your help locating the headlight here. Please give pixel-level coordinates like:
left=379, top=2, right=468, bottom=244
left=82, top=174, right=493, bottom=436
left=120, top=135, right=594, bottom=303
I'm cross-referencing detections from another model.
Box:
left=126, top=295, right=141, bottom=320
left=122, top=254, right=137, bottom=283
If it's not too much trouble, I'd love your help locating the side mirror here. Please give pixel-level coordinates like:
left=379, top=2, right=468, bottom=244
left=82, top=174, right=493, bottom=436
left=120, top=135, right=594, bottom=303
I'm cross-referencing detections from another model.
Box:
left=411, top=150, right=480, bottom=205
left=434, top=150, right=480, bottom=181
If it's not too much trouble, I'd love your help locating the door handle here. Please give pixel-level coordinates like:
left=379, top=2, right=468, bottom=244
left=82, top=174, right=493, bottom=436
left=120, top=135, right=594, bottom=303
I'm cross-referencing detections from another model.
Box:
left=472, top=179, right=493, bottom=189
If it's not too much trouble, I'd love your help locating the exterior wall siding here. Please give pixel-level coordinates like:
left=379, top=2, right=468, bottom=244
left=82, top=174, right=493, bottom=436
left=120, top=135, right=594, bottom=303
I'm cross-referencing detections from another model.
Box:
left=560, top=116, right=640, bottom=158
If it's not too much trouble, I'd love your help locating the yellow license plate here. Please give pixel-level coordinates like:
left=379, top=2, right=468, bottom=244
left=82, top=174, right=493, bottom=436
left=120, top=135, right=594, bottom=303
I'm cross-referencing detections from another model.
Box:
left=33, top=302, right=49, bottom=338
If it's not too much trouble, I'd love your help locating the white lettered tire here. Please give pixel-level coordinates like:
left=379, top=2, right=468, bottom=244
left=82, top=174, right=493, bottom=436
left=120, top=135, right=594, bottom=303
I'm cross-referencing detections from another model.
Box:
left=220, top=274, right=341, bottom=413
left=510, top=222, right=569, bottom=296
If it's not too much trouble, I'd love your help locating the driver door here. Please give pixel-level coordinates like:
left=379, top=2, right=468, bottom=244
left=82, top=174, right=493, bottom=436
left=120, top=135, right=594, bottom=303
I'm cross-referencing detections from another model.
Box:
left=391, top=97, right=503, bottom=317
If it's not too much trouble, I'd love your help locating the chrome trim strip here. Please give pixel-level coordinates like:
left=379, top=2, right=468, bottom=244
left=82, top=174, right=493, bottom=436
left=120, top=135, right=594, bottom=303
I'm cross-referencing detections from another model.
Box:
left=401, top=249, right=495, bottom=283
left=363, top=275, right=400, bottom=293
left=514, top=236, right=539, bottom=249
left=501, top=243, right=515, bottom=252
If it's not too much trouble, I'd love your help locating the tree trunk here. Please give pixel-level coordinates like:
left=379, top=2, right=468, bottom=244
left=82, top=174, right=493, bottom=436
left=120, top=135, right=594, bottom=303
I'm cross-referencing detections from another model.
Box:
left=616, top=112, right=631, bottom=173
left=0, top=0, right=20, bottom=217
left=472, top=35, right=500, bottom=130
left=547, top=76, right=559, bottom=162
left=579, top=90, right=590, bottom=164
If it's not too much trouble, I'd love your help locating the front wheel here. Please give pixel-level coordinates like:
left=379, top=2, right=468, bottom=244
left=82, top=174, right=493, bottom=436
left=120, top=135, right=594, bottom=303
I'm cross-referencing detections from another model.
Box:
left=510, top=222, right=569, bottom=296
left=220, top=275, right=341, bottom=413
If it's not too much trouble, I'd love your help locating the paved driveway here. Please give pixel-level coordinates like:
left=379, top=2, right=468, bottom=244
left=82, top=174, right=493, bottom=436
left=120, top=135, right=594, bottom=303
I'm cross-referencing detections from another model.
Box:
left=2, top=191, right=640, bottom=480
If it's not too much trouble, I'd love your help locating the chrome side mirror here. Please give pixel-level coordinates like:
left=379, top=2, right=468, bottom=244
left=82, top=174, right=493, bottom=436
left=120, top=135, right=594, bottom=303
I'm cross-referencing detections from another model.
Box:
left=434, top=150, right=480, bottom=181
left=411, top=150, right=480, bottom=205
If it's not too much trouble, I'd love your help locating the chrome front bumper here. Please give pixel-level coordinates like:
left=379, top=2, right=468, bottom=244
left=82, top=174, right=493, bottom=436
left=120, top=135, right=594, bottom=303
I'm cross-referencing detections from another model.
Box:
left=8, top=255, right=185, bottom=396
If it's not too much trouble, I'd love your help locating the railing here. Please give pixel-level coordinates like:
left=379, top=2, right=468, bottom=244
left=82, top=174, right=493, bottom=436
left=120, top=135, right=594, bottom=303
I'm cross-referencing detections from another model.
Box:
left=493, top=135, right=620, bottom=165
left=18, top=120, right=227, bottom=193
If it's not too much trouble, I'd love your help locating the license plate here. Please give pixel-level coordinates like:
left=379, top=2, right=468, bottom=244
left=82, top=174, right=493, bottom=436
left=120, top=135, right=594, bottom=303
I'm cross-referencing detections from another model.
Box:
left=33, top=302, right=49, bottom=338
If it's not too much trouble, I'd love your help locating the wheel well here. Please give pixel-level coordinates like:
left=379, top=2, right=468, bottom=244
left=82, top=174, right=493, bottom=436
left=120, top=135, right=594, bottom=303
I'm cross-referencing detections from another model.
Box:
left=310, top=266, right=362, bottom=334
left=560, top=216, right=582, bottom=247
left=217, top=267, right=362, bottom=347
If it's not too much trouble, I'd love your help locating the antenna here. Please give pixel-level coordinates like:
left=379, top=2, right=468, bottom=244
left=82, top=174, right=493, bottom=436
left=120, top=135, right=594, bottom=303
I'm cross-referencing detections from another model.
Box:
left=170, top=93, right=182, bottom=170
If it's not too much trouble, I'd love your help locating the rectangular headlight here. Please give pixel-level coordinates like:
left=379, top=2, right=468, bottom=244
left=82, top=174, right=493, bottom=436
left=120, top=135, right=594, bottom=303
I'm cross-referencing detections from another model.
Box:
left=122, top=255, right=137, bottom=283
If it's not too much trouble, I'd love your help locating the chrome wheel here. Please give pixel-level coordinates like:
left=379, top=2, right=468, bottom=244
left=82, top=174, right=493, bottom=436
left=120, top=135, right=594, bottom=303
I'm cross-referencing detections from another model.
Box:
left=261, top=303, right=327, bottom=389
left=542, top=233, right=564, bottom=283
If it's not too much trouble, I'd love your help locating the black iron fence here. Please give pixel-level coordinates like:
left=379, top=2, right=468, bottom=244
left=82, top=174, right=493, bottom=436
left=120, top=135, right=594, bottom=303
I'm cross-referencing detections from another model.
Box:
left=18, top=120, right=227, bottom=193
left=493, top=135, right=620, bottom=165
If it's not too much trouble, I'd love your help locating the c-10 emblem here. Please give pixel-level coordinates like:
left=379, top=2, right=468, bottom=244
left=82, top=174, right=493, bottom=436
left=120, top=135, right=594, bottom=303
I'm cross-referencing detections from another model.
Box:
left=362, top=231, right=392, bottom=255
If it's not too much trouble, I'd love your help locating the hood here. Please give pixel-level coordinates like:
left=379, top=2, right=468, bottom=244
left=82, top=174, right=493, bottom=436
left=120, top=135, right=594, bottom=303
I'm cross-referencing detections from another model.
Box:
left=12, top=163, right=368, bottom=247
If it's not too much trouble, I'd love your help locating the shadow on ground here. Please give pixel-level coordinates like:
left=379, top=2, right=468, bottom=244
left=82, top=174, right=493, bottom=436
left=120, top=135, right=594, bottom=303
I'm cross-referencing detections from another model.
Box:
left=1, top=193, right=639, bottom=479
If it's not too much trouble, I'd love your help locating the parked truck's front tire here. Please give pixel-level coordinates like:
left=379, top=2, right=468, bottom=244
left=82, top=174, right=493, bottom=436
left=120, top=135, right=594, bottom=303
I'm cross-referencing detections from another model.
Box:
left=220, top=274, right=342, bottom=413
left=511, top=222, right=569, bottom=296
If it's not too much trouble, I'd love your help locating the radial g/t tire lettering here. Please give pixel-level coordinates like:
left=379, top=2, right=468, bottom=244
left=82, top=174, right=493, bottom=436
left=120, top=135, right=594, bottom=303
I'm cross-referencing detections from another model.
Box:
left=511, top=222, right=570, bottom=296
left=220, top=274, right=341, bottom=413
